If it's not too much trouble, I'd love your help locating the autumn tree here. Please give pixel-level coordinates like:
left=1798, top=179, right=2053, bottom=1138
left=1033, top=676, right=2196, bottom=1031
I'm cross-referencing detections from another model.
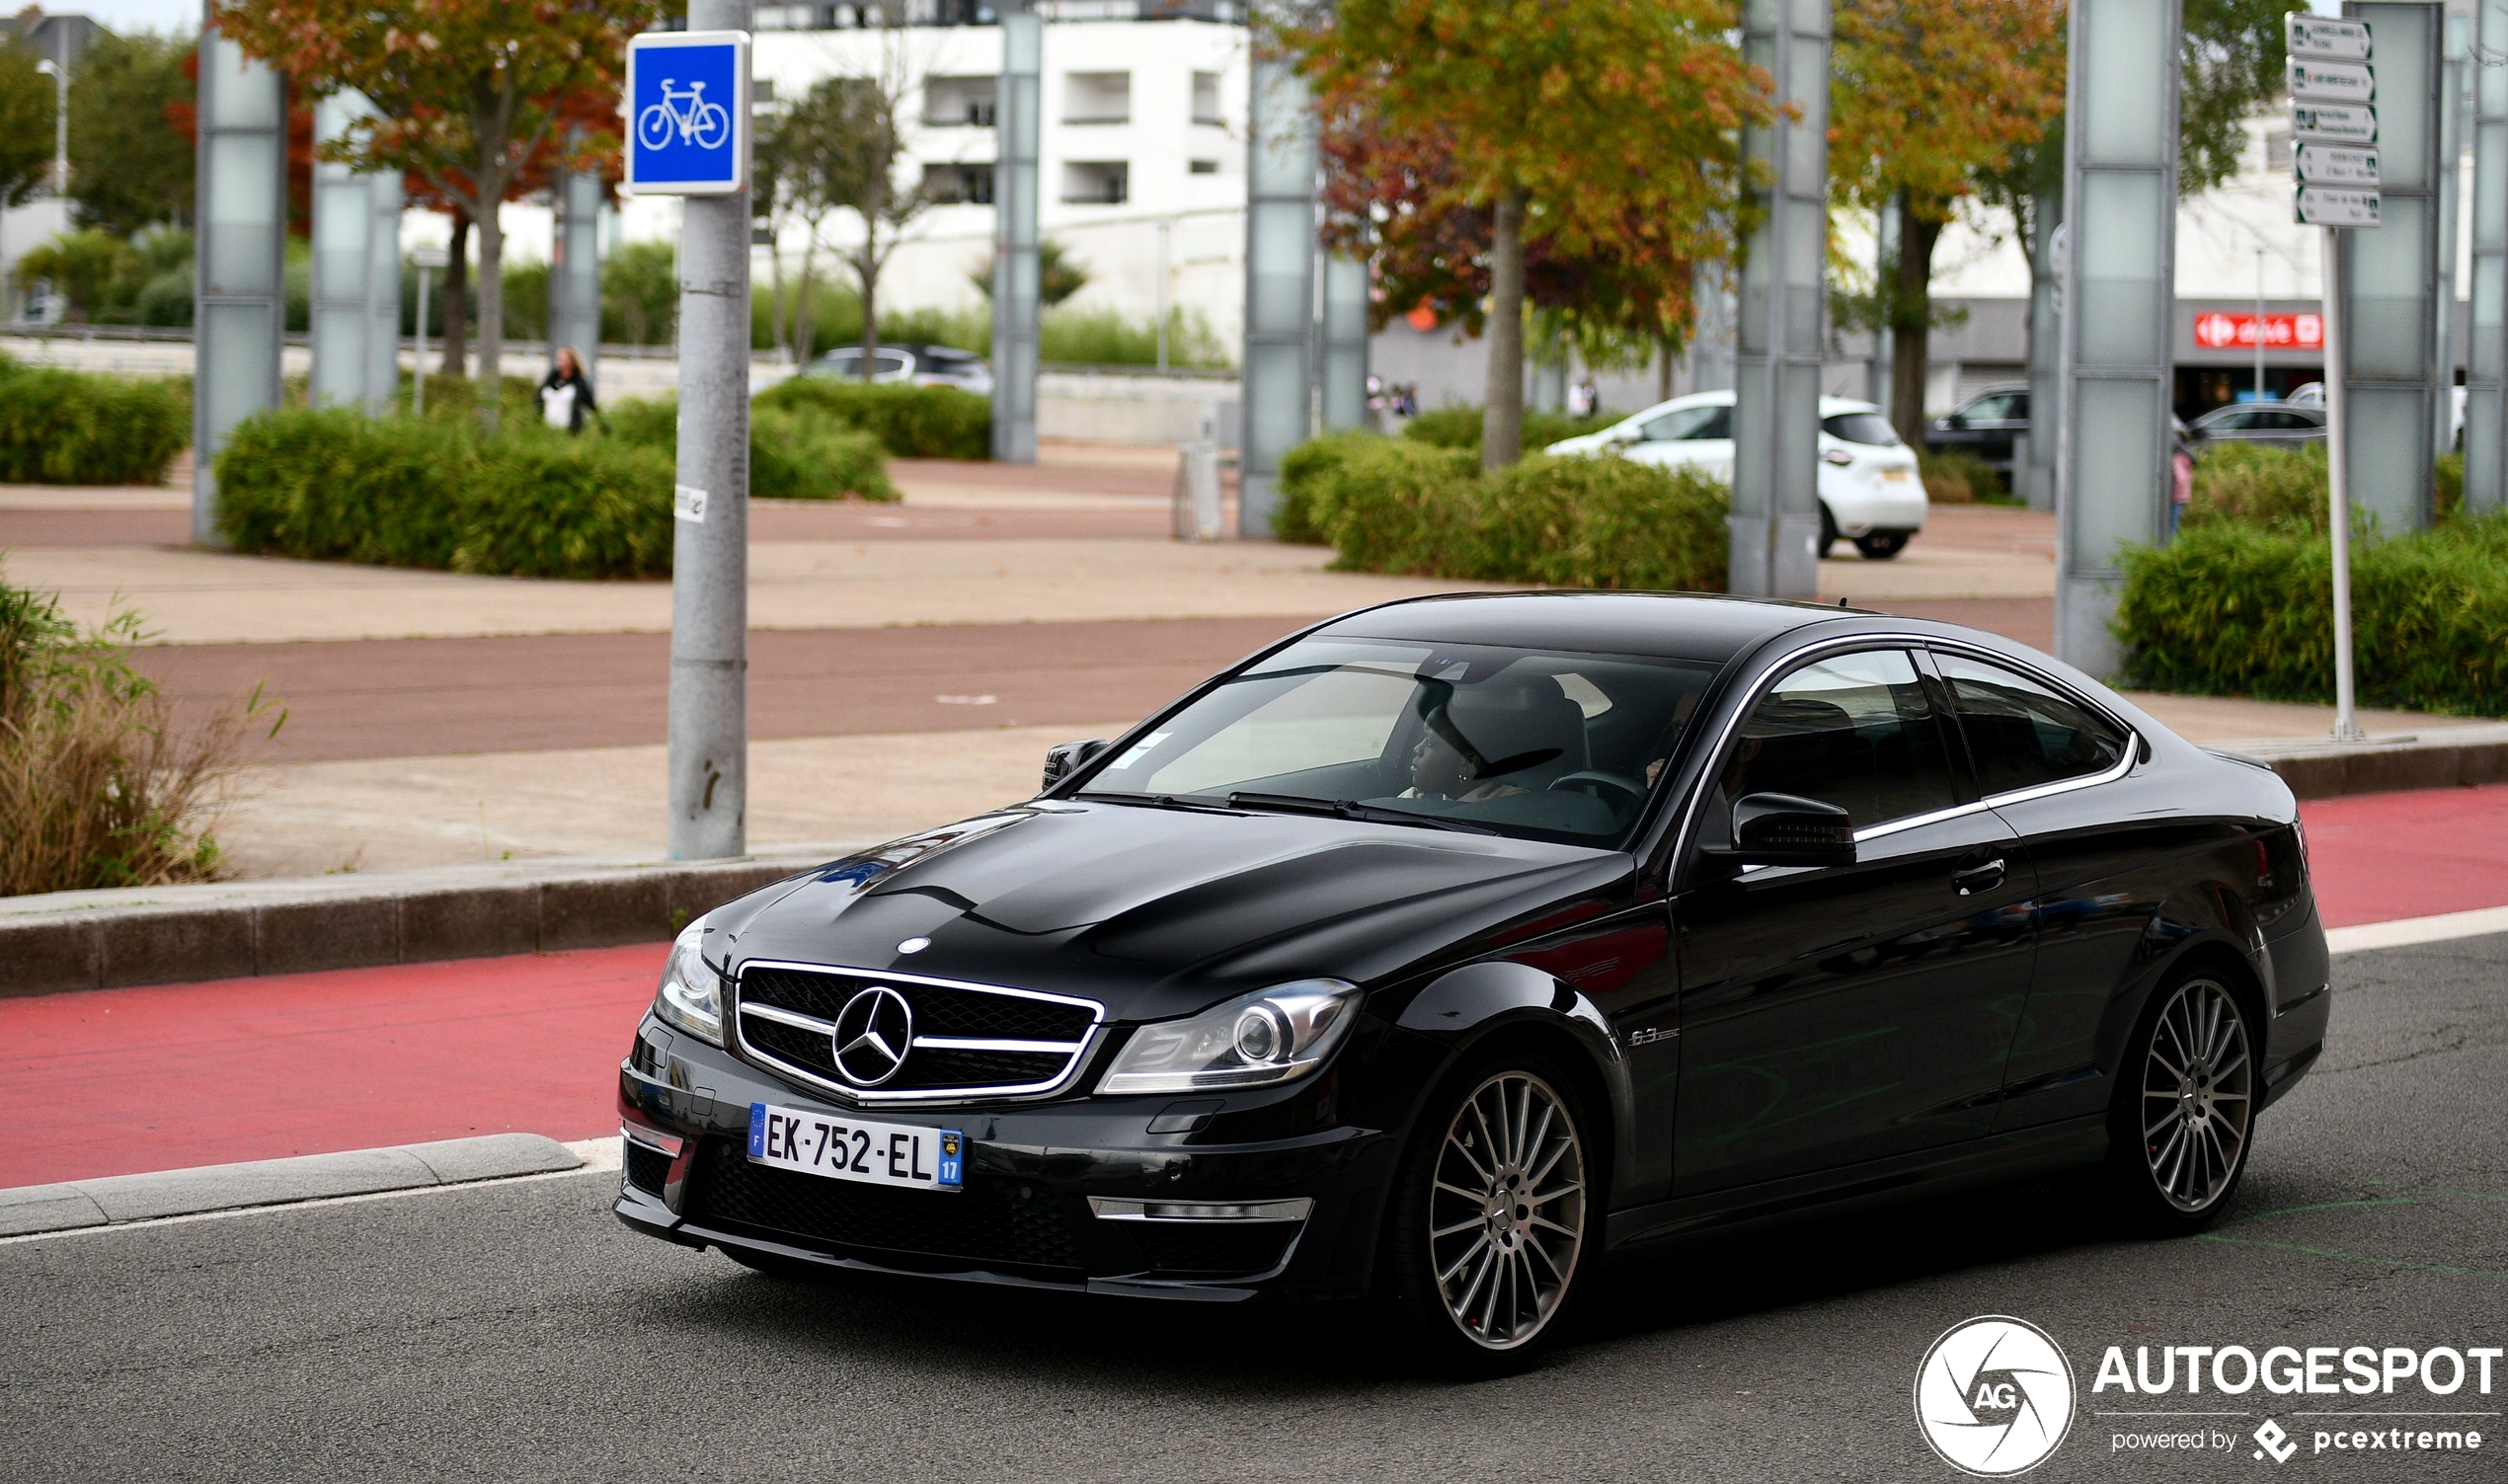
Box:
left=0, top=39, right=55, bottom=208
left=214, top=1, right=665, bottom=426
left=1286, top=0, right=1765, bottom=469
left=1831, top=0, right=2067, bottom=447
left=67, top=30, right=196, bottom=236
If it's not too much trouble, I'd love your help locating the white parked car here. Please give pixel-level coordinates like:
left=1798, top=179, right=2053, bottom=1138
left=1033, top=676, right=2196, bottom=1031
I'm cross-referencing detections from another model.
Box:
left=1544, top=391, right=1927, bottom=559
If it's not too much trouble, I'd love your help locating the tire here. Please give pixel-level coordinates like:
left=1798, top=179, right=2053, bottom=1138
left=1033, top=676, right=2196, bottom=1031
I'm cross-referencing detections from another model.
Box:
left=1854, top=530, right=1911, bottom=560
left=1818, top=505, right=1840, bottom=558
left=1384, top=1055, right=1594, bottom=1376
left=2106, top=970, right=2257, bottom=1233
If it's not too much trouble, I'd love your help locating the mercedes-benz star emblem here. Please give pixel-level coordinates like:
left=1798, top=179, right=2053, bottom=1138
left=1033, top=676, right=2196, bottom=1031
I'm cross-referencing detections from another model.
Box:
left=830, top=985, right=914, bottom=1086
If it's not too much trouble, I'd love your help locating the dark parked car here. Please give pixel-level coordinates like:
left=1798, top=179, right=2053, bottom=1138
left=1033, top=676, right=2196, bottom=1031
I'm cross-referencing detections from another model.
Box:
left=2187, top=402, right=2326, bottom=448
left=1926, top=384, right=2030, bottom=485
left=805, top=342, right=992, bottom=395
left=617, top=593, right=2330, bottom=1371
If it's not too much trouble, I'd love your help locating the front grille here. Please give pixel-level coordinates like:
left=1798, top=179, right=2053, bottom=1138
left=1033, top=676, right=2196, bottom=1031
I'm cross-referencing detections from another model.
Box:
left=1133, top=1222, right=1297, bottom=1278
left=734, top=962, right=1101, bottom=1101
left=624, top=1142, right=672, bottom=1195
left=689, top=1139, right=1080, bottom=1272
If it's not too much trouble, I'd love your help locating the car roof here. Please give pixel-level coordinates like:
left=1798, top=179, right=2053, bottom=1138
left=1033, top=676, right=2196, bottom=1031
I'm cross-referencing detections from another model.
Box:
left=1312, top=591, right=1847, bottom=665
left=1609, top=391, right=1884, bottom=425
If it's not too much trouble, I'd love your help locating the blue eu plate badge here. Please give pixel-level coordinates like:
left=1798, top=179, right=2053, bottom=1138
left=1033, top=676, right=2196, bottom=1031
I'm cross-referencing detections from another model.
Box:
left=936, top=1130, right=966, bottom=1190
left=624, top=30, right=749, bottom=196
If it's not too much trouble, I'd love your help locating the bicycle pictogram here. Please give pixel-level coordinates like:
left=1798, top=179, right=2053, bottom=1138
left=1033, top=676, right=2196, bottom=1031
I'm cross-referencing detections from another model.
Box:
left=638, top=78, right=731, bottom=152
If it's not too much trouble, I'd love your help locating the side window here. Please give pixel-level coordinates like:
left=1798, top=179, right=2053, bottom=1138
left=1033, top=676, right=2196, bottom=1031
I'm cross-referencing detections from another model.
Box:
left=1720, top=650, right=1958, bottom=830
left=1966, top=393, right=2020, bottom=422
left=1639, top=404, right=1733, bottom=442
left=1935, top=654, right=2129, bottom=797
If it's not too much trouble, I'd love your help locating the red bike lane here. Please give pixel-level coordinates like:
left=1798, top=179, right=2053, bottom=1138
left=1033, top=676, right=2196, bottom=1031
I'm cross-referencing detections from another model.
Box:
left=6, top=783, right=2503, bottom=1191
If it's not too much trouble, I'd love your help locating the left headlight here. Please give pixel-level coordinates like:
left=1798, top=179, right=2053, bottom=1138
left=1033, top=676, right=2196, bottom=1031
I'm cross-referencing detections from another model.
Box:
left=653, top=921, right=726, bottom=1046
left=1097, top=978, right=1360, bottom=1096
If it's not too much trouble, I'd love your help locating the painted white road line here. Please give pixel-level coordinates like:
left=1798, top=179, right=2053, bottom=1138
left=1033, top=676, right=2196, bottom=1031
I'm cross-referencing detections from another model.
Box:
left=2326, top=904, right=2508, bottom=956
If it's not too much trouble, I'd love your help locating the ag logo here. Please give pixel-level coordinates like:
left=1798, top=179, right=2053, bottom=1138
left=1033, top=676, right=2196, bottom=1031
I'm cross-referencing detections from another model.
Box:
left=1915, top=1316, right=2077, bottom=1476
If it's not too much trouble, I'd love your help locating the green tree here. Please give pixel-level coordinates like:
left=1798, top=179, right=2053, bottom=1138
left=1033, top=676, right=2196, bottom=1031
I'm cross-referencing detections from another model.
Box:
left=753, top=77, right=876, bottom=362
left=67, top=31, right=196, bottom=236
left=1287, top=0, right=1765, bottom=469
left=821, top=32, right=934, bottom=380
left=600, top=238, right=676, bottom=348
left=214, top=0, right=665, bottom=427
left=15, top=230, right=131, bottom=320
left=968, top=237, right=1089, bottom=309
left=0, top=39, right=56, bottom=208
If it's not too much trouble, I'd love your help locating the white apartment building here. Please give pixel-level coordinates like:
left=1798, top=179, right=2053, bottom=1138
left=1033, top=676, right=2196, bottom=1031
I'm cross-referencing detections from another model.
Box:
left=600, top=3, right=1253, bottom=346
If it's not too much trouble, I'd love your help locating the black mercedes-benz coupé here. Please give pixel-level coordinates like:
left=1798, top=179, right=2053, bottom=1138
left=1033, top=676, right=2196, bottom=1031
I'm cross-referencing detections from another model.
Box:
left=615, top=593, right=2329, bottom=1371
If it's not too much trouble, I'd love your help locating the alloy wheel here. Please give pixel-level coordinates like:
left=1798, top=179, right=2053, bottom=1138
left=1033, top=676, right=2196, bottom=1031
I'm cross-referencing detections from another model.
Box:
left=2139, top=978, right=2253, bottom=1212
left=1426, top=1070, right=1586, bottom=1351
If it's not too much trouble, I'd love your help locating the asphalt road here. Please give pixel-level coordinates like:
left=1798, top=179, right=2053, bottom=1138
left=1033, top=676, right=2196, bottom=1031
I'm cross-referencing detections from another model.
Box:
left=7, top=933, right=2502, bottom=1483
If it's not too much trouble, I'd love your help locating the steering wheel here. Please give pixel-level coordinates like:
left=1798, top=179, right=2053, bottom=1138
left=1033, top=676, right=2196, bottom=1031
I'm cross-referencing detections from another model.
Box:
left=1546, top=770, right=1648, bottom=817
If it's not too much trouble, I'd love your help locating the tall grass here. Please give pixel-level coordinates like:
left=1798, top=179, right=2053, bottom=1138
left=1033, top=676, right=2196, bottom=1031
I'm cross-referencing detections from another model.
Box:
left=0, top=570, right=281, bottom=897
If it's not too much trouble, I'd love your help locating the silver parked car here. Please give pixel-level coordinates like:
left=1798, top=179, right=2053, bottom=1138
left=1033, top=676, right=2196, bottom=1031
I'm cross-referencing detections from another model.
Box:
left=2186, top=402, right=2324, bottom=449
left=807, top=343, right=993, bottom=396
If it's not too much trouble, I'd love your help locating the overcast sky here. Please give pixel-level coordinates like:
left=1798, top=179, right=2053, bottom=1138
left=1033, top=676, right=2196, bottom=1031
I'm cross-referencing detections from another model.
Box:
left=60, top=2, right=199, bottom=36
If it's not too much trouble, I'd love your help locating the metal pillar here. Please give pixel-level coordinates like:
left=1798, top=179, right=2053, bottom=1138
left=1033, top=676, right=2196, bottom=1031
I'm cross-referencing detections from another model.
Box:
left=552, top=143, right=604, bottom=386
left=1319, top=254, right=1370, bottom=431
left=2023, top=167, right=2065, bottom=510
left=312, top=93, right=398, bottom=414
left=2333, top=1, right=2443, bottom=532
left=666, top=0, right=753, bottom=862
left=2436, top=13, right=2469, bottom=457
left=1240, top=51, right=1316, bottom=537
left=367, top=167, right=403, bottom=410
left=2470, top=0, right=2508, bottom=514
left=1731, top=0, right=1830, bottom=598
left=2055, top=0, right=2181, bottom=676
left=991, top=6, right=1041, bottom=464
left=191, top=21, right=285, bottom=548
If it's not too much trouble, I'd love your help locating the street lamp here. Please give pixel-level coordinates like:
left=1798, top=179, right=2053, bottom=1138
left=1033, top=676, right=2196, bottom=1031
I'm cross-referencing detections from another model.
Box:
left=34, top=54, right=65, bottom=199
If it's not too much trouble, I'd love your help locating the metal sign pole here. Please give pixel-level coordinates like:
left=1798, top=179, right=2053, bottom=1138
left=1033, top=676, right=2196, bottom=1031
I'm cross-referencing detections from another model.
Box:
left=629, top=13, right=755, bottom=860
left=2323, top=225, right=2363, bottom=742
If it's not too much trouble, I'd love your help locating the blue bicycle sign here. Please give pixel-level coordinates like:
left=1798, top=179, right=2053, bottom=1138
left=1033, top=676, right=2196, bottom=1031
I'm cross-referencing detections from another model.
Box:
left=624, top=31, right=748, bottom=195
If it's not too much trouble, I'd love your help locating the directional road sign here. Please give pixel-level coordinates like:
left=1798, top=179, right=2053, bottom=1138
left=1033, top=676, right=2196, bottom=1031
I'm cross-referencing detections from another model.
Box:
left=2289, top=58, right=2376, bottom=104
left=2287, top=16, right=2373, bottom=61
left=624, top=30, right=750, bottom=195
left=2296, top=143, right=2381, bottom=186
left=2293, top=103, right=2379, bottom=144
left=2297, top=185, right=2383, bottom=228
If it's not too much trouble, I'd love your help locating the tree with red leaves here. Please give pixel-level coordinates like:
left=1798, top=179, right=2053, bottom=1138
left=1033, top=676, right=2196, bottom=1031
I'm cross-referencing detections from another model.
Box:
left=213, top=1, right=665, bottom=425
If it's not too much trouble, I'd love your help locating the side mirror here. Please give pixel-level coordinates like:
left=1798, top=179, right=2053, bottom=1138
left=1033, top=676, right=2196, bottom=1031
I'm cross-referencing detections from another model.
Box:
left=1708, top=791, right=1856, bottom=870
left=1041, top=738, right=1111, bottom=792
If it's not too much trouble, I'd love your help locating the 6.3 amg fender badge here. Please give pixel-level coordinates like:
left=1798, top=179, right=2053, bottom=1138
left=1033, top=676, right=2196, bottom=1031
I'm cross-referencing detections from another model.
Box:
left=830, top=985, right=914, bottom=1086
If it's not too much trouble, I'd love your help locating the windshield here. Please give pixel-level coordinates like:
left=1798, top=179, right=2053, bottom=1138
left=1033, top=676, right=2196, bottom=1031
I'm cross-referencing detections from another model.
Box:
left=1076, top=637, right=1720, bottom=847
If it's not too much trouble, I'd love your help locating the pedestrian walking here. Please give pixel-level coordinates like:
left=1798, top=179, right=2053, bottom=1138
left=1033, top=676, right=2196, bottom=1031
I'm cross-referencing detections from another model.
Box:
left=2167, top=432, right=2196, bottom=537
left=536, top=347, right=598, bottom=433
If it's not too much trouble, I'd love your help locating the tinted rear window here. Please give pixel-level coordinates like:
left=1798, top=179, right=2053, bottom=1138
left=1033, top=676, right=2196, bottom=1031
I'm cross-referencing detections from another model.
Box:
left=1822, top=413, right=1899, bottom=446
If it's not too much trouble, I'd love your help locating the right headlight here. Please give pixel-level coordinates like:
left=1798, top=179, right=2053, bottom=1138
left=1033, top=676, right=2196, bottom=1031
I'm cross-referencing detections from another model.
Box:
left=1097, top=978, right=1361, bottom=1096
left=653, top=920, right=726, bottom=1046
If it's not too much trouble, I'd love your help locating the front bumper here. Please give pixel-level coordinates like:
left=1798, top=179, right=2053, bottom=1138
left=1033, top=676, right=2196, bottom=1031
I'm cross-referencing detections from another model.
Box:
left=613, top=1016, right=1399, bottom=1301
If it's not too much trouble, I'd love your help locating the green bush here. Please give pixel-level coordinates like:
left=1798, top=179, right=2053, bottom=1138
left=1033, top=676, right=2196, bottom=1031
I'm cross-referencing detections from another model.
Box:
left=0, top=358, right=187, bottom=484
left=2183, top=440, right=2464, bottom=531
left=2116, top=512, right=2508, bottom=717
left=755, top=376, right=990, bottom=459
left=1279, top=432, right=1728, bottom=591
left=1399, top=406, right=1618, bottom=456
left=603, top=395, right=898, bottom=502
left=213, top=409, right=673, bottom=580
left=1919, top=447, right=2001, bottom=505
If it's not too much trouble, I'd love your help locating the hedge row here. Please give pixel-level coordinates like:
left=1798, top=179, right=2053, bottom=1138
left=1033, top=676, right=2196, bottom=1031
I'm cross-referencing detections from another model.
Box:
left=2183, top=439, right=2465, bottom=532
left=213, top=411, right=674, bottom=580
left=2116, top=512, right=2508, bottom=717
left=0, top=355, right=187, bottom=485
left=754, top=377, right=989, bottom=460
left=1277, top=431, right=1729, bottom=591
left=602, top=397, right=898, bottom=502
left=1399, top=406, right=1619, bottom=457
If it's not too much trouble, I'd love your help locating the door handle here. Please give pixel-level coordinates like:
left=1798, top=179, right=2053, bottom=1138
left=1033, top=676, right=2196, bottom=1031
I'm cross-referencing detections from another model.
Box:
left=1952, top=858, right=2006, bottom=897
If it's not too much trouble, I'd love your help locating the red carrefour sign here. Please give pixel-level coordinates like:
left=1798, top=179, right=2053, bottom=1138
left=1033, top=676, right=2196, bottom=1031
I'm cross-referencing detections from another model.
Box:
left=2193, top=311, right=2323, bottom=351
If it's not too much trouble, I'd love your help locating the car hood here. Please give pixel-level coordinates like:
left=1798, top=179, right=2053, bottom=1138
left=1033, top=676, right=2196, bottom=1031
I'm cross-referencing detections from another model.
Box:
left=710, top=802, right=1623, bottom=1022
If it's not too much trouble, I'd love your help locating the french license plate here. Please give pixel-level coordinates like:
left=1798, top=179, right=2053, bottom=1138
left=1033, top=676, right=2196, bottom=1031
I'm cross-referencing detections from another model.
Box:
left=1881, top=467, right=1913, bottom=483
left=747, top=1102, right=964, bottom=1193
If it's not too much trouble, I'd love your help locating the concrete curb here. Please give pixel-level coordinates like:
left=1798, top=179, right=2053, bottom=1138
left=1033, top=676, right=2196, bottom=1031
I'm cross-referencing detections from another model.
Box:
left=0, top=844, right=869, bottom=1000
left=0, top=1133, right=589, bottom=1238
left=2217, top=723, right=2508, bottom=800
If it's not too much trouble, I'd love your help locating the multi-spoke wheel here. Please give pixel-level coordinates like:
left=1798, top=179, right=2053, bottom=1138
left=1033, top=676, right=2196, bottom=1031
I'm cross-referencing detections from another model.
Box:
left=1386, top=1061, right=1590, bottom=1372
left=2111, top=973, right=2254, bottom=1229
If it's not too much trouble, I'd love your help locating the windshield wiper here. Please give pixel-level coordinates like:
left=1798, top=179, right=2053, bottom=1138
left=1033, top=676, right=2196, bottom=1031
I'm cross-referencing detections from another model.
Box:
left=1225, top=792, right=1494, bottom=834
left=1074, top=790, right=1243, bottom=815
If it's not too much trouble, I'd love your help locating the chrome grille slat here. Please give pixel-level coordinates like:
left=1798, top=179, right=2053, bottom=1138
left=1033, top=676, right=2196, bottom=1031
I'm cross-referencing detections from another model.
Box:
left=733, top=960, right=1105, bottom=1105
